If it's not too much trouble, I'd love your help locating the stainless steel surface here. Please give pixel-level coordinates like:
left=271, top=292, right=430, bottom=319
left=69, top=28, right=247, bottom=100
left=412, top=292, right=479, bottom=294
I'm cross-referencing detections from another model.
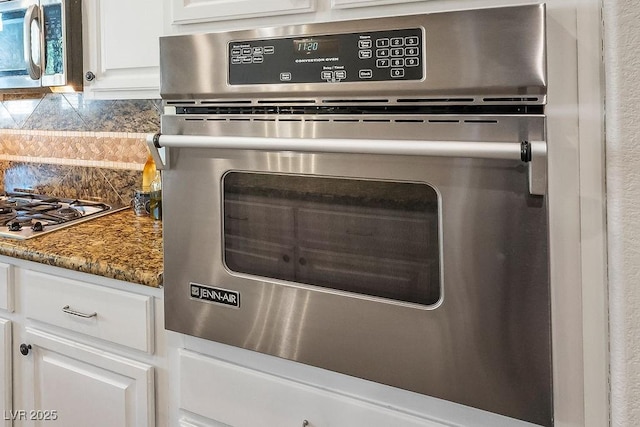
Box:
left=24, top=3, right=41, bottom=80
left=153, top=134, right=526, bottom=158
left=160, top=5, right=552, bottom=426
left=150, top=134, right=548, bottom=195
left=0, top=0, right=82, bottom=91
left=160, top=4, right=545, bottom=102
left=61, top=305, right=97, bottom=318
left=0, top=0, right=40, bottom=89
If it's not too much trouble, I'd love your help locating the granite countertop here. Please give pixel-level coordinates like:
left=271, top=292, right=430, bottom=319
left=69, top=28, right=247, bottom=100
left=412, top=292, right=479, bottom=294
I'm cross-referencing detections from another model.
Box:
left=0, top=209, right=163, bottom=287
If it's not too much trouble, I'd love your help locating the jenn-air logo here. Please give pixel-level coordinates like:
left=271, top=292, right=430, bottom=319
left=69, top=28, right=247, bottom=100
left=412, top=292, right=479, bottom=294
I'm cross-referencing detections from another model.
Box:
left=190, top=283, right=240, bottom=308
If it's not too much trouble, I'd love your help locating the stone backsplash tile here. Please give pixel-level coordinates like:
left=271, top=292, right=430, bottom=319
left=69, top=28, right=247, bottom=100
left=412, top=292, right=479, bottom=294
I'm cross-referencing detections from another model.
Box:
left=0, top=93, right=161, bottom=134
left=0, top=130, right=149, bottom=166
left=0, top=92, right=161, bottom=201
left=0, top=161, right=138, bottom=207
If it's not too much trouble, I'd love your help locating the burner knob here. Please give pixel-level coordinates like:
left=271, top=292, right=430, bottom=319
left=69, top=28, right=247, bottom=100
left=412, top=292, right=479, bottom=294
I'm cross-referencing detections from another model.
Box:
left=31, top=222, right=43, bottom=232
left=8, top=222, right=21, bottom=231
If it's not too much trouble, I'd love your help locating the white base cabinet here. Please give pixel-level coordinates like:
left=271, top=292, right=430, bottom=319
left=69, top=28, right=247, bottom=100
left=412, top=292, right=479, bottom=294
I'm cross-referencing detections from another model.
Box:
left=14, top=328, right=154, bottom=427
left=0, top=319, right=11, bottom=427
left=0, top=256, right=165, bottom=427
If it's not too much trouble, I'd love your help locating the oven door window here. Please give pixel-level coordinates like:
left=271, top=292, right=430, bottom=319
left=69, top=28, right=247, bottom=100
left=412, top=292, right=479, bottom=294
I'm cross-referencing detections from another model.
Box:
left=223, top=172, right=440, bottom=306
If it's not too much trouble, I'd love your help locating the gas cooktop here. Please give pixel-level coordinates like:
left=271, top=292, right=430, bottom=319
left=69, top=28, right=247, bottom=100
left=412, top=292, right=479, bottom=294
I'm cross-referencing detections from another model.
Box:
left=0, top=192, right=126, bottom=240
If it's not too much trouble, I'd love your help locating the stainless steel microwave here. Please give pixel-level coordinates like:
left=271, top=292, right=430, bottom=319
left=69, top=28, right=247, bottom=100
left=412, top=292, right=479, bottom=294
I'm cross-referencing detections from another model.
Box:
left=0, top=0, right=82, bottom=92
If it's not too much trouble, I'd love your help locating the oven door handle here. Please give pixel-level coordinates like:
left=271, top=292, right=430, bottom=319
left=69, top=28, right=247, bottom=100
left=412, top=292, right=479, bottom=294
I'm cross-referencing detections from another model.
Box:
left=147, top=134, right=547, bottom=195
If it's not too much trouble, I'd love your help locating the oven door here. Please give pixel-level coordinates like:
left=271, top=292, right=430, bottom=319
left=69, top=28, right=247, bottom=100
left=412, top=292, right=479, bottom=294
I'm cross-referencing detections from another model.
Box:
left=156, top=126, right=551, bottom=426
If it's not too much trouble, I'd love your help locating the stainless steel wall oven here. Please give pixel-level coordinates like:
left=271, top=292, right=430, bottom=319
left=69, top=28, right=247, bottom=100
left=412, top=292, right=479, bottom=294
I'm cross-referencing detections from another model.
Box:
left=151, top=5, right=552, bottom=426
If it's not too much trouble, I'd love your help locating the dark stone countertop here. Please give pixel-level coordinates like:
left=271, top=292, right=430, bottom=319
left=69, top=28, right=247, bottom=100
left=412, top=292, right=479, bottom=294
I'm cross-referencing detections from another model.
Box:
left=0, top=209, right=163, bottom=287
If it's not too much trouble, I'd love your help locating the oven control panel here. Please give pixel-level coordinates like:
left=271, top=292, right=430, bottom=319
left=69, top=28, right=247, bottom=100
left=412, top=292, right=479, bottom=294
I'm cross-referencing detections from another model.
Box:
left=228, top=28, right=424, bottom=85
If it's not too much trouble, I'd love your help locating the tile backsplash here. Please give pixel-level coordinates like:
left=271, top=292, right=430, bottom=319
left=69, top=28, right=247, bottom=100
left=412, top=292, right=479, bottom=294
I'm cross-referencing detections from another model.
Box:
left=0, top=93, right=161, bottom=205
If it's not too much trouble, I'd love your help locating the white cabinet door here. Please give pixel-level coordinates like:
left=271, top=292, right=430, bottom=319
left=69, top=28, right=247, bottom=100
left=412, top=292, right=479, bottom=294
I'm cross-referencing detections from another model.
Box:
left=0, top=319, right=10, bottom=427
left=83, top=0, right=163, bottom=99
left=167, top=0, right=316, bottom=26
left=0, top=263, right=13, bottom=313
left=14, top=328, right=154, bottom=427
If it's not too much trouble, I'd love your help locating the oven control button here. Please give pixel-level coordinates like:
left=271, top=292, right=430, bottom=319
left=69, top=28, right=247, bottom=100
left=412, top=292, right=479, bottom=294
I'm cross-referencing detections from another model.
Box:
left=358, top=49, right=372, bottom=59
left=391, top=58, right=405, bottom=68
left=359, top=69, right=373, bottom=79
left=376, top=38, right=390, bottom=48
left=405, top=57, right=420, bottom=67
left=391, top=37, right=404, bottom=47
left=376, top=48, right=390, bottom=58
left=405, top=36, right=420, bottom=46
left=335, top=70, right=347, bottom=80
left=390, top=48, right=404, bottom=57
left=391, top=68, right=405, bottom=78
left=321, top=71, right=334, bottom=81
left=405, top=47, right=419, bottom=56
left=280, top=72, right=292, bottom=81
left=264, top=46, right=275, bottom=54
left=358, top=39, right=372, bottom=49
left=376, top=59, right=390, bottom=68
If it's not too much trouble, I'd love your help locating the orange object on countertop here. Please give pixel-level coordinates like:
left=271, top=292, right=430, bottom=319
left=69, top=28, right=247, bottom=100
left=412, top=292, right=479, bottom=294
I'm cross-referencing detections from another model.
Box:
left=142, top=154, right=156, bottom=191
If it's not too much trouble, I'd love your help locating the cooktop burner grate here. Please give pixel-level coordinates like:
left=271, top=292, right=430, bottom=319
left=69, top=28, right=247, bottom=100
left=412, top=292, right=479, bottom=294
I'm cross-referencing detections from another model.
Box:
left=0, top=192, right=127, bottom=240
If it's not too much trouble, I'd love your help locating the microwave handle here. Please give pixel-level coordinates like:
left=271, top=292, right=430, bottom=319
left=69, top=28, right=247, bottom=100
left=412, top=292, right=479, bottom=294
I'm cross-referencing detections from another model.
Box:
left=23, top=4, right=42, bottom=80
left=148, top=133, right=547, bottom=195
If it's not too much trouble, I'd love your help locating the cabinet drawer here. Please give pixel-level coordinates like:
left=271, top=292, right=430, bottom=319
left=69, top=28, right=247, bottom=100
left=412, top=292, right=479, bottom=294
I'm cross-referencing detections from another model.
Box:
left=22, top=271, right=153, bottom=353
left=0, top=263, right=12, bottom=312
left=180, top=350, right=439, bottom=427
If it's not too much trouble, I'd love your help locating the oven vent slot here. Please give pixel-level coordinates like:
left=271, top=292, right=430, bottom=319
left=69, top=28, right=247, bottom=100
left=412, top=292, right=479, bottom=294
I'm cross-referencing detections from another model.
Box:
left=464, top=119, right=499, bottom=124
left=174, top=105, right=543, bottom=115
left=397, top=98, right=475, bottom=103
left=483, top=97, right=540, bottom=102
left=257, top=100, right=316, bottom=104
left=201, top=100, right=253, bottom=105
left=180, top=117, right=504, bottom=126
left=322, top=99, right=390, bottom=104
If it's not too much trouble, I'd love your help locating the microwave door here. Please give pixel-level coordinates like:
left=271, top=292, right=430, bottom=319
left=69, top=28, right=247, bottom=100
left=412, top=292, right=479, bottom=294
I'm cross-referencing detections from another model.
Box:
left=0, top=0, right=41, bottom=89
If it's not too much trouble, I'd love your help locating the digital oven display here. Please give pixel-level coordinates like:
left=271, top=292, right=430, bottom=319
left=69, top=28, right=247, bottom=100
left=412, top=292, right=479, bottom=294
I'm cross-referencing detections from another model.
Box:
left=292, top=37, right=338, bottom=58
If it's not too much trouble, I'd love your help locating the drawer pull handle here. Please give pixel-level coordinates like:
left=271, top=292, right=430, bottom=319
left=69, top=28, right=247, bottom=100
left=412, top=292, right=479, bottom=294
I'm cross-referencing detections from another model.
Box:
left=62, top=305, right=97, bottom=318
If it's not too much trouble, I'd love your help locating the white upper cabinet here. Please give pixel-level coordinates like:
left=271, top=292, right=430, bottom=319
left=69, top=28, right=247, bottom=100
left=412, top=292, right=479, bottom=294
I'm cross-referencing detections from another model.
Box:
left=168, top=0, right=316, bottom=26
left=83, top=0, right=163, bottom=99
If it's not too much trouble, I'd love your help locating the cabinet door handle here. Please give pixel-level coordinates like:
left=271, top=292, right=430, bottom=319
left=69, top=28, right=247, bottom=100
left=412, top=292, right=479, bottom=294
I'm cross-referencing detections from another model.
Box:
left=62, top=305, right=97, bottom=318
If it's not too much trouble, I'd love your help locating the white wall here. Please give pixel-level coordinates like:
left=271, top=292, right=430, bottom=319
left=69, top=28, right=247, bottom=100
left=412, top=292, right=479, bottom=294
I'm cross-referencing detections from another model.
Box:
left=603, top=1, right=640, bottom=426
